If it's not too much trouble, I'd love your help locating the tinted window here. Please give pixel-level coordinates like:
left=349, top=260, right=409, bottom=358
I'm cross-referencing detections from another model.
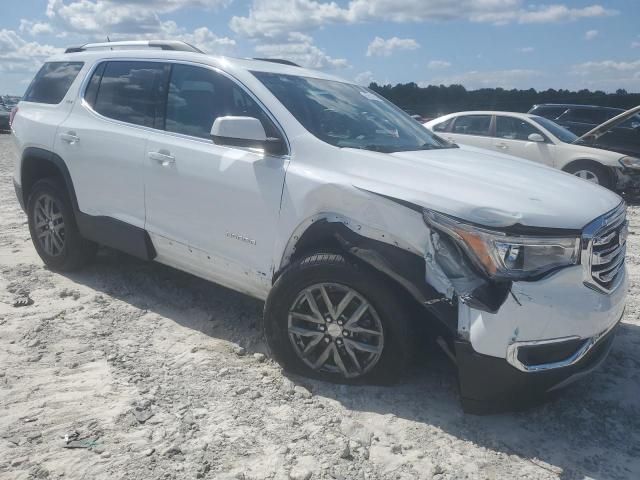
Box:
left=453, top=115, right=491, bottom=136
left=93, top=61, right=168, bottom=128
left=24, top=62, right=84, bottom=104
left=166, top=64, right=277, bottom=139
left=433, top=117, right=453, bottom=132
left=83, top=62, right=106, bottom=108
left=529, top=106, right=567, bottom=120
left=563, top=108, right=608, bottom=124
left=496, top=116, right=544, bottom=141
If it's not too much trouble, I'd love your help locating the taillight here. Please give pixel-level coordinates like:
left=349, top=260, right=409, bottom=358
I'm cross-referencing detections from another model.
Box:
left=9, top=106, right=17, bottom=127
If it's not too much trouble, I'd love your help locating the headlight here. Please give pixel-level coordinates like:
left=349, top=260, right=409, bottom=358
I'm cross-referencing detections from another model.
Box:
left=423, top=210, right=580, bottom=280
left=619, top=156, right=640, bottom=170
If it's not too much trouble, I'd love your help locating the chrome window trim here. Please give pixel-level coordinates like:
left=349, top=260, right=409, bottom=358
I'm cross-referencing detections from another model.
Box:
left=506, top=314, right=621, bottom=373
left=581, top=201, right=627, bottom=294
left=76, top=57, right=291, bottom=157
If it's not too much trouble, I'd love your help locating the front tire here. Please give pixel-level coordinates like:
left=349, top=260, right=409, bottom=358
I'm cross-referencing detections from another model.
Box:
left=27, top=178, right=97, bottom=271
left=564, top=161, right=612, bottom=189
left=264, top=253, right=414, bottom=384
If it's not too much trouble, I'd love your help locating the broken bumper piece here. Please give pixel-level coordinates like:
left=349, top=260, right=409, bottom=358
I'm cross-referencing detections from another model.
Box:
left=455, top=316, right=620, bottom=415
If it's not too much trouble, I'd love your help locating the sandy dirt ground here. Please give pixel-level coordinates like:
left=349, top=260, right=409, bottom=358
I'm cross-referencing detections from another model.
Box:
left=0, top=133, right=639, bottom=480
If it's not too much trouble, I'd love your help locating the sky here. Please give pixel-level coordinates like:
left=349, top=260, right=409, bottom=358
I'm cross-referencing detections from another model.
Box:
left=0, top=0, right=639, bottom=95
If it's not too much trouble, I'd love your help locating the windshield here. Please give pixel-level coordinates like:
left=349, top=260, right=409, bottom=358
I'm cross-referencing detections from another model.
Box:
left=252, top=71, right=452, bottom=153
left=529, top=116, right=580, bottom=143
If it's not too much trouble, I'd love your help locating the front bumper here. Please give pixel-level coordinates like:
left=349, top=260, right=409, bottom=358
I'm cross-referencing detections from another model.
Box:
left=456, top=315, right=620, bottom=414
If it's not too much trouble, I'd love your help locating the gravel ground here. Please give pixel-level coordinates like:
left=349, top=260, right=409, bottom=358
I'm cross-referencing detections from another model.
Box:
left=0, top=133, right=639, bottom=480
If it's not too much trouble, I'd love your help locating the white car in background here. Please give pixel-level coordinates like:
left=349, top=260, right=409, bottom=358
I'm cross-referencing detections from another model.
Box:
left=424, top=111, right=640, bottom=191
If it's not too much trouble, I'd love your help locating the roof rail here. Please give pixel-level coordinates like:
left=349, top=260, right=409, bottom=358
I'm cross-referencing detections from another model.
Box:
left=64, top=40, right=203, bottom=54
left=253, top=58, right=300, bottom=67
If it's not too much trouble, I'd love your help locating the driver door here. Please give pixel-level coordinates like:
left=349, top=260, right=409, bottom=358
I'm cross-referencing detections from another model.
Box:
left=144, top=63, right=288, bottom=297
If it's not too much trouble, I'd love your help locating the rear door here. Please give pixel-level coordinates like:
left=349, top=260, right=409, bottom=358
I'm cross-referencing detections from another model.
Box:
left=143, top=62, right=288, bottom=297
left=56, top=60, right=169, bottom=230
left=446, top=114, right=493, bottom=149
left=492, top=116, right=554, bottom=166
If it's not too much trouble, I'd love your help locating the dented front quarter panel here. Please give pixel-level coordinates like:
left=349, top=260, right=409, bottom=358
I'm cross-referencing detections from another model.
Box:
left=274, top=136, right=430, bottom=273
left=274, top=136, right=512, bottom=335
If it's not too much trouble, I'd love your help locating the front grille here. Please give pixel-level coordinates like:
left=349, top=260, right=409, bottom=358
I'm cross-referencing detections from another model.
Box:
left=582, top=202, right=628, bottom=293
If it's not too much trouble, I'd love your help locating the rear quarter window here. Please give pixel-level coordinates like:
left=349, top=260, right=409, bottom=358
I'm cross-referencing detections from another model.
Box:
left=23, top=62, right=84, bottom=105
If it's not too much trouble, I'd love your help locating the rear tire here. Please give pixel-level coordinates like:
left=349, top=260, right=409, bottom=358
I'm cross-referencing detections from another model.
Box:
left=264, top=253, right=414, bottom=385
left=564, top=161, right=612, bottom=189
left=27, top=178, right=97, bottom=271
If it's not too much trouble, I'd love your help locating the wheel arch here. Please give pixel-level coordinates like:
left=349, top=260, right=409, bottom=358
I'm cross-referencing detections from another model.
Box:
left=275, top=212, right=458, bottom=334
left=561, top=158, right=612, bottom=174
left=20, top=147, right=80, bottom=212
left=561, top=158, right=616, bottom=187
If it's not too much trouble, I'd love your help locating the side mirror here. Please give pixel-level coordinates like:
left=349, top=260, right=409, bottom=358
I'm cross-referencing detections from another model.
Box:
left=211, top=116, right=286, bottom=155
left=528, top=133, right=545, bottom=143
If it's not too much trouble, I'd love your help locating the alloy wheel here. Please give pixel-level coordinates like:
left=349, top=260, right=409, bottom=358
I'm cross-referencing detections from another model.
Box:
left=33, top=194, right=65, bottom=257
left=287, top=283, right=384, bottom=378
left=573, top=169, right=599, bottom=184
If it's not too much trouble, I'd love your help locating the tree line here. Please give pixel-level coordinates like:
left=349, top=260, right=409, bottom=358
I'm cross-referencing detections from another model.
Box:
left=368, top=83, right=640, bottom=118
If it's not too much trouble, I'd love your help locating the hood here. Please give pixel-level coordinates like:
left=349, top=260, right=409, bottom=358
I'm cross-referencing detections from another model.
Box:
left=341, top=144, right=621, bottom=231
left=576, top=104, right=640, bottom=143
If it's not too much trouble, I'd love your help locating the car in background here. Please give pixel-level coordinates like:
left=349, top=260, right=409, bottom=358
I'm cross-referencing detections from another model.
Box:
left=424, top=111, right=640, bottom=191
left=0, top=105, right=11, bottom=132
left=528, top=104, right=640, bottom=158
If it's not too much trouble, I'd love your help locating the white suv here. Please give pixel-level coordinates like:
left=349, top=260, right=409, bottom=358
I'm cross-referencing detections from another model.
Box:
left=11, top=41, right=628, bottom=413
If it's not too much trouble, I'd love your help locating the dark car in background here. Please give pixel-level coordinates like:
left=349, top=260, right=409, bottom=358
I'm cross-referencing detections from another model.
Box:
left=528, top=103, right=640, bottom=158
left=0, top=105, right=11, bottom=132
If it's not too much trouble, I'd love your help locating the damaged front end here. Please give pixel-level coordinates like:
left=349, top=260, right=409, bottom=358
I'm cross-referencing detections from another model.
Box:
left=420, top=209, right=609, bottom=413
left=282, top=194, right=621, bottom=414
left=422, top=208, right=580, bottom=320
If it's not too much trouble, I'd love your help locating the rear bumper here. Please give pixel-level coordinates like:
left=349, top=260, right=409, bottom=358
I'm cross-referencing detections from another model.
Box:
left=456, top=317, right=620, bottom=414
left=14, top=179, right=24, bottom=211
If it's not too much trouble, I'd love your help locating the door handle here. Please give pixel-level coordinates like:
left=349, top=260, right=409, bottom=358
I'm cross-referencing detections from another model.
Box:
left=148, top=150, right=175, bottom=166
left=495, top=143, right=508, bottom=149
left=60, top=132, right=80, bottom=144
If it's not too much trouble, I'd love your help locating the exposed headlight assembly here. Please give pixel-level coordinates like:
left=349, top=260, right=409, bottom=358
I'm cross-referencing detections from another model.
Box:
left=619, top=156, right=640, bottom=170
left=423, top=210, right=580, bottom=280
